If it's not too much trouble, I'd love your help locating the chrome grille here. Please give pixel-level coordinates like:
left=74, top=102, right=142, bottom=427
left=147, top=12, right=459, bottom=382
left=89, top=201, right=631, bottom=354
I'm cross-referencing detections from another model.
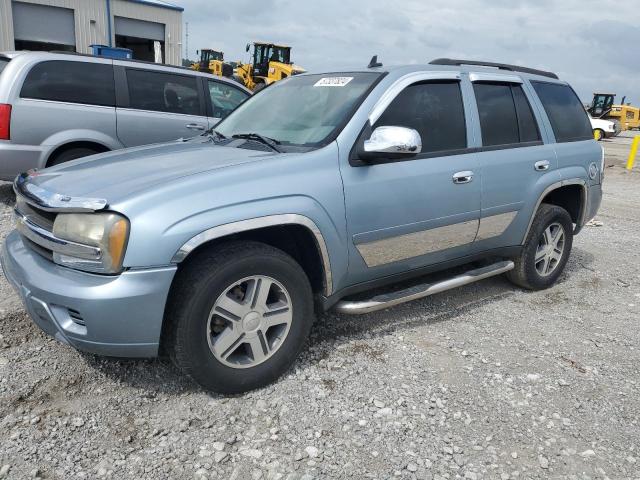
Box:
left=15, top=198, right=56, bottom=232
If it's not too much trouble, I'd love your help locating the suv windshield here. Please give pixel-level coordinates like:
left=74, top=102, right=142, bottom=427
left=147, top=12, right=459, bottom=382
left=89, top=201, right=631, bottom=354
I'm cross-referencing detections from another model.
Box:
left=0, top=58, right=9, bottom=75
left=215, top=72, right=382, bottom=149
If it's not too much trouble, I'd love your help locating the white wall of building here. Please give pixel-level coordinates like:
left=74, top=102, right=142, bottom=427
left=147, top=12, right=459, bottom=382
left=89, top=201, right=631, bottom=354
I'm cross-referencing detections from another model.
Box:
left=0, top=0, right=182, bottom=65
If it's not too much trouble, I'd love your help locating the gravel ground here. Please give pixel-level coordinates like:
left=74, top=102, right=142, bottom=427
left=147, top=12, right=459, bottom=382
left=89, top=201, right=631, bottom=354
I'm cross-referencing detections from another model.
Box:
left=1, top=140, right=639, bottom=479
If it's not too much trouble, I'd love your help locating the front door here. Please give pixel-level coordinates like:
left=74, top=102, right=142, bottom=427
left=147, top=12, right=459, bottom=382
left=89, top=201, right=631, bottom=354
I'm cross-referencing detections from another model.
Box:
left=340, top=78, right=481, bottom=284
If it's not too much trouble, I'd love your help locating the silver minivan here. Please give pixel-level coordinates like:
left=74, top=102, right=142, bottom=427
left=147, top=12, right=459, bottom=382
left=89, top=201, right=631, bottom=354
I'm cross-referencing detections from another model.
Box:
left=0, top=51, right=251, bottom=180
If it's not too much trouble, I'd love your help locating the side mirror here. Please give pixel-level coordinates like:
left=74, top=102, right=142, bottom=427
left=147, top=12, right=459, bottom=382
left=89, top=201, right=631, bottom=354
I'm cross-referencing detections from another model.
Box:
left=361, top=126, right=422, bottom=159
left=196, top=49, right=199, bottom=55
left=245, top=43, right=251, bottom=52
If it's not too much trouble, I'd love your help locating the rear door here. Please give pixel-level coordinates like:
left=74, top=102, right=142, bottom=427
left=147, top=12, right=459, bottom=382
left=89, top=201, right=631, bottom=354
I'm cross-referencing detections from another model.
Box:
left=115, top=66, right=209, bottom=147
left=205, top=79, right=250, bottom=127
left=340, top=75, right=481, bottom=283
left=469, top=75, right=557, bottom=252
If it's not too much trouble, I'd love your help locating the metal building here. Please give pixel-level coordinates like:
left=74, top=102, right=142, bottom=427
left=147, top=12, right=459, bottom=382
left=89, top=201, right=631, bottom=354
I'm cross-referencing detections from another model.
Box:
left=0, top=0, right=183, bottom=65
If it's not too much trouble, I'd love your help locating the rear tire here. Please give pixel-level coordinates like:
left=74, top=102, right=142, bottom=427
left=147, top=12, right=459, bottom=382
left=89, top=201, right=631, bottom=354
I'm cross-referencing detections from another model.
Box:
left=166, top=241, right=314, bottom=394
left=48, top=147, right=102, bottom=167
left=507, top=204, right=574, bottom=290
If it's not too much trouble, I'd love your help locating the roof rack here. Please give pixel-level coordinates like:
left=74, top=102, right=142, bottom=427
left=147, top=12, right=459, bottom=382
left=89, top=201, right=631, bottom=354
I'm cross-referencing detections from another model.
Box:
left=429, top=58, right=559, bottom=80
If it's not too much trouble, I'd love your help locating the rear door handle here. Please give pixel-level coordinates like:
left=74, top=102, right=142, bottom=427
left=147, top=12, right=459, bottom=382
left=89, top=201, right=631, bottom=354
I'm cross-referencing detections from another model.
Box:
left=452, top=171, right=474, bottom=184
left=534, top=160, right=550, bottom=171
left=186, top=123, right=206, bottom=131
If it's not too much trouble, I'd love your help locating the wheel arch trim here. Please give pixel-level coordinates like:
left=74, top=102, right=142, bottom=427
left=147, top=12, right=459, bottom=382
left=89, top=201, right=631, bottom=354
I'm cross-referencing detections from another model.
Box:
left=170, top=214, right=333, bottom=296
left=521, top=178, right=588, bottom=244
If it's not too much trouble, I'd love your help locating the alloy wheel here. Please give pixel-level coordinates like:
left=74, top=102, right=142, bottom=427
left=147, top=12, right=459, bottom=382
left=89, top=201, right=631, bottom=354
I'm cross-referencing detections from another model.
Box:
left=207, top=275, right=293, bottom=369
left=534, top=222, right=565, bottom=277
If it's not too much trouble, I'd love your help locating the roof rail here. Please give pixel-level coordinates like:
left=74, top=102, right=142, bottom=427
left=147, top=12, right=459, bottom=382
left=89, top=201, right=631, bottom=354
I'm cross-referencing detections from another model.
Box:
left=429, top=58, right=559, bottom=80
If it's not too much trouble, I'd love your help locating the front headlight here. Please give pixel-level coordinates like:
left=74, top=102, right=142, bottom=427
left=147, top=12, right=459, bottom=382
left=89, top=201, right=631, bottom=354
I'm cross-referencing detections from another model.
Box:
left=52, top=212, right=129, bottom=274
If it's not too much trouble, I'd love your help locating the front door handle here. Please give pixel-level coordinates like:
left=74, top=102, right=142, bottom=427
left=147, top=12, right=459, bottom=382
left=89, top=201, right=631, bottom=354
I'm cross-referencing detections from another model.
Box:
left=186, top=123, right=206, bottom=131
left=534, top=160, right=550, bottom=171
left=452, top=171, right=474, bottom=184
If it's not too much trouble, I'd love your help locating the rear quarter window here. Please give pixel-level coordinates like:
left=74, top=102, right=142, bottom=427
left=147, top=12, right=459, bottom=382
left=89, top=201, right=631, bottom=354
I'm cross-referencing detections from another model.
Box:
left=20, top=60, right=115, bottom=107
left=0, top=59, right=9, bottom=75
left=531, top=81, right=592, bottom=143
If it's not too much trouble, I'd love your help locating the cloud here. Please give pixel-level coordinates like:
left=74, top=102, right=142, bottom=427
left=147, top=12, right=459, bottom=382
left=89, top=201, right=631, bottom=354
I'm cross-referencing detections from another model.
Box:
left=180, top=0, right=640, bottom=104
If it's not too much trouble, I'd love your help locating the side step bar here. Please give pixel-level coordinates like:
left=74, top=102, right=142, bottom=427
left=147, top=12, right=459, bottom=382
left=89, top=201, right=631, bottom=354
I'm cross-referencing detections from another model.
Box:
left=334, top=260, right=515, bottom=315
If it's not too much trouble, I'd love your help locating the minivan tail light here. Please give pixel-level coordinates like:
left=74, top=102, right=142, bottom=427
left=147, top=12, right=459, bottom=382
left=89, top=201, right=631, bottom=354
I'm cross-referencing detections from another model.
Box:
left=0, top=104, right=10, bottom=140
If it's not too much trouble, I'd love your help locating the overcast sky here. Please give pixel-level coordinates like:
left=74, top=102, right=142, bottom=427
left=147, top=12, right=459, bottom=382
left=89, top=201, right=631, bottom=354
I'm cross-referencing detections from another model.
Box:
left=179, top=0, right=640, bottom=105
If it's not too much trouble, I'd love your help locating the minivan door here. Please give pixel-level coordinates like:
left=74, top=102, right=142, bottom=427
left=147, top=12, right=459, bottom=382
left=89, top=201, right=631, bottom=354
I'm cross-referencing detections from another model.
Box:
left=469, top=77, right=558, bottom=252
left=115, top=66, right=209, bottom=147
left=340, top=77, right=481, bottom=284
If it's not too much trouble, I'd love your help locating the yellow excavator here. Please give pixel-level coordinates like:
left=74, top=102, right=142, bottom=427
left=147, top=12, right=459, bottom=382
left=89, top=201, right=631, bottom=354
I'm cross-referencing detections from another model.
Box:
left=191, top=49, right=234, bottom=78
left=233, top=42, right=305, bottom=91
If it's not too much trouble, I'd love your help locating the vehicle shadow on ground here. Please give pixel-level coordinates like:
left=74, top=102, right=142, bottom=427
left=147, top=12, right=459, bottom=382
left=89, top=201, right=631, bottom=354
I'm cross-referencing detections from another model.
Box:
left=0, top=182, right=15, bottom=208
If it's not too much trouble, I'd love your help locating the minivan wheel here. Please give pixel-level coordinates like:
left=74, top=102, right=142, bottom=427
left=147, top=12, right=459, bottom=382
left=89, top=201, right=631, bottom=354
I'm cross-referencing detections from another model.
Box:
left=48, top=147, right=102, bottom=167
left=506, top=204, right=574, bottom=290
left=166, top=241, right=314, bottom=394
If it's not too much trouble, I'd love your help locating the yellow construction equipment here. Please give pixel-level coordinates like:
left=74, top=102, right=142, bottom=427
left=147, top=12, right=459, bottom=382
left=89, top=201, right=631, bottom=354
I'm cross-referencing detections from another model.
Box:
left=587, top=93, right=640, bottom=133
left=191, top=49, right=234, bottom=78
left=233, top=42, right=305, bottom=91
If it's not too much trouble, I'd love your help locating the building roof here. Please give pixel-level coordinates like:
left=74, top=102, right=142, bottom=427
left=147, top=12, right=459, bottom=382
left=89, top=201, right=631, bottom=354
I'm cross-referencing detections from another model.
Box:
left=125, top=0, right=184, bottom=12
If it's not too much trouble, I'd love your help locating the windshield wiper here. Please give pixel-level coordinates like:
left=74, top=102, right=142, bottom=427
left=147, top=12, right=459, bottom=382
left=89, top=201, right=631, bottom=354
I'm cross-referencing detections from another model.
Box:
left=232, top=133, right=282, bottom=152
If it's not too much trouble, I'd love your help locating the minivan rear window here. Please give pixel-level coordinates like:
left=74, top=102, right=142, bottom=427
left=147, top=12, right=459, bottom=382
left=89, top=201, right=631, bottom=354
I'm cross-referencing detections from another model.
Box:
left=21, top=60, right=115, bottom=107
left=531, top=81, right=592, bottom=143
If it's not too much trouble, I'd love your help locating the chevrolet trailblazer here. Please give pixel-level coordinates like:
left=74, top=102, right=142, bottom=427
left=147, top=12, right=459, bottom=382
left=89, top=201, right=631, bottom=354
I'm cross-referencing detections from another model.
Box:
left=1, top=58, right=603, bottom=393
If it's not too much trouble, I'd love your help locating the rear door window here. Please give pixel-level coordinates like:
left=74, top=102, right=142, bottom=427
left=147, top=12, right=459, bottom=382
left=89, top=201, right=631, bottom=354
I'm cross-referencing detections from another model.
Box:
left=473, top=83, right=542, bottom=147
left=374, top=81, right=467, bottom=154
left=20, top=60, right=115, bottom=106
left=531, top=81, right=592, bottom=142
left=207, top=80, right=249, bottom=119
left=125, top=69, right=201, bottom=115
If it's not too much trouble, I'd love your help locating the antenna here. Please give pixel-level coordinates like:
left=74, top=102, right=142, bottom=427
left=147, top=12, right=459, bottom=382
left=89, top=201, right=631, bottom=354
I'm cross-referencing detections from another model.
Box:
left=368, top=55, right=382, bottom=68
left=185, top=22, right=189, bottom=60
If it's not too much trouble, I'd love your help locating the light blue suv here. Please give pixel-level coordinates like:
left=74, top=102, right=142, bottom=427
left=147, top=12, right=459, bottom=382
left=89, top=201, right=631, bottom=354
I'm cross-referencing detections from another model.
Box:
left=1, top=58, right=603, bottom=393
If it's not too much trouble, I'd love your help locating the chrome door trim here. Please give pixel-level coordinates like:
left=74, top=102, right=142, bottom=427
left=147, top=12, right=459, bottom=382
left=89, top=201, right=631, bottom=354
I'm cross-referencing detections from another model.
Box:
left=368, top=71, right=462, bottom=124
left=355, top=219, right=479, bottom=268
left=521, top=178, right=588, bottom=244
left=476, top=211, right=518, bottom=241
left=171, top=214, right=333, bottom=296
left=469, top=72, right=523, bottom=84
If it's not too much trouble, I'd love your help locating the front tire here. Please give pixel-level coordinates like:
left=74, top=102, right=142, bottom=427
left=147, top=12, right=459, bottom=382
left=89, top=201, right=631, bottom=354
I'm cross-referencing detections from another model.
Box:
left=166, top=241, right=314, bottom=394
left=507, top=204, right=574, bottom=290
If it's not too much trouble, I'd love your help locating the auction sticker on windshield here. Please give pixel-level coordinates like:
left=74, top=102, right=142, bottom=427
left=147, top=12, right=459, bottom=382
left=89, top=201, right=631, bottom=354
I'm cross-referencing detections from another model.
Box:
left=314, top=77, right=354, bottom=87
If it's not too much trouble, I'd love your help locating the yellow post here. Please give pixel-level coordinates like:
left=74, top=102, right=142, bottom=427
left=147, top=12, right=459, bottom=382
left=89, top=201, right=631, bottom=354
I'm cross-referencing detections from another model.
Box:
left=627, top=136, right=640, bottom=171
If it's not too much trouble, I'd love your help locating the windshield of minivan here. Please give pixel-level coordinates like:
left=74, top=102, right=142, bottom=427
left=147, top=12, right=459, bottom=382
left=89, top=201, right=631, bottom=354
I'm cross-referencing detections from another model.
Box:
left=0, top=59, right=9, bottom=75
left=215, top=72, right=381, bottom=149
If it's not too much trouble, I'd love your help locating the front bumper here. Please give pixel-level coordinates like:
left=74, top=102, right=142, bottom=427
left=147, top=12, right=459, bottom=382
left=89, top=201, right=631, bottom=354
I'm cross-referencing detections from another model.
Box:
left=1, top=231, right=177, bottom=357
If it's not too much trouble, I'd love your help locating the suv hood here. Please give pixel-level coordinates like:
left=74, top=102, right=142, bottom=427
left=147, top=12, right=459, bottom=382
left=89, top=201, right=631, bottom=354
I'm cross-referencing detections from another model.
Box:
left=16, top=139, right=279, bottom=207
